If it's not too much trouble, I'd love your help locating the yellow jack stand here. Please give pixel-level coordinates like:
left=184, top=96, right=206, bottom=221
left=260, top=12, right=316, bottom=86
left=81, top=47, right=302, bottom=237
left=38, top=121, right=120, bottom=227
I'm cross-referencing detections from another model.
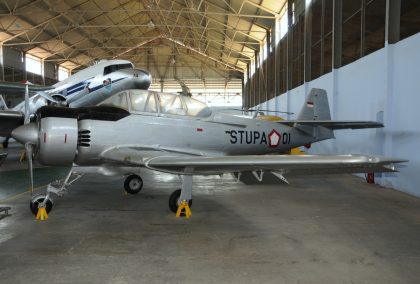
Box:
left=290, top=147, right=303, bottom=155
left=36, top=207, right=49, bottom=221
left=19, top=151, right=26, bottom=162
left=176, top=201, right=192, bottom=218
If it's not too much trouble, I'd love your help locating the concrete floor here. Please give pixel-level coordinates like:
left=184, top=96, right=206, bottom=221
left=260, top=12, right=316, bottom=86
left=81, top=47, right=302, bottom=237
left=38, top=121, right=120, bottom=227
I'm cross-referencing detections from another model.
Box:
left=0, top=145, right=420, bottom=283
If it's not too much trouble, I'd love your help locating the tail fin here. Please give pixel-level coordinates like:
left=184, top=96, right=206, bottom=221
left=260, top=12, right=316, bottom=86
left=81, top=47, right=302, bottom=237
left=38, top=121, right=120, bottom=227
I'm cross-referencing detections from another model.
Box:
left=297, top=88, right=331, bottom=121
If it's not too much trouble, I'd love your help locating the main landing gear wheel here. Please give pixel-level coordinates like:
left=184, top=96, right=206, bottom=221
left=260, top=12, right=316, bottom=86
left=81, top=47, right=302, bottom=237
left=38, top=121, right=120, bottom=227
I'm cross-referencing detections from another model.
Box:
left=169, top=189, right=192, bottom=214
left=124, top=174, right=143, bottom=194
left=30, top=194, right=53, bottom=216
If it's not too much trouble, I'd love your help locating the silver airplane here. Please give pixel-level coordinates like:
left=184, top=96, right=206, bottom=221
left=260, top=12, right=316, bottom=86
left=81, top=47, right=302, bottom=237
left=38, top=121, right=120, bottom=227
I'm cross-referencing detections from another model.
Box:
left=0, top=59, right=152, bottom=141
left=11, top=88, right=406, bottom=218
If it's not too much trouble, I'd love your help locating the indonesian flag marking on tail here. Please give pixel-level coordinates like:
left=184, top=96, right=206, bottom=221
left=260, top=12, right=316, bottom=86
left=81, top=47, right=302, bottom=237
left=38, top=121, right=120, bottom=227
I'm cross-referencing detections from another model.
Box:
left=307, top=101, right=314, bottom=108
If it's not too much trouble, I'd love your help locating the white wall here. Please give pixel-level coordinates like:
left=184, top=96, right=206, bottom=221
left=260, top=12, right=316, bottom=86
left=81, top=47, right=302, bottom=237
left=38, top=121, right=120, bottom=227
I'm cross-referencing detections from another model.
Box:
left=261, top=33, right=420, bottom=197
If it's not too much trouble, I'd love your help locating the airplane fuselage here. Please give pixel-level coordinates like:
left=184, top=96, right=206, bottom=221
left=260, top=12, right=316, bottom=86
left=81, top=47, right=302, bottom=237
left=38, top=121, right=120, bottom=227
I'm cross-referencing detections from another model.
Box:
left=12, top=68, right=151, bottom=114
left=74, top=112, right=316, bottom=166
left=11, top=90, right=341, bottom=170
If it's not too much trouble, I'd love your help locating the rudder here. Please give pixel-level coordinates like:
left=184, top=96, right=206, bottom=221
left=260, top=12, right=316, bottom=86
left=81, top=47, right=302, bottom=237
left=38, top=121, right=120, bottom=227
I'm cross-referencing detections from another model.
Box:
left=297, top=88, right=331, bottom=121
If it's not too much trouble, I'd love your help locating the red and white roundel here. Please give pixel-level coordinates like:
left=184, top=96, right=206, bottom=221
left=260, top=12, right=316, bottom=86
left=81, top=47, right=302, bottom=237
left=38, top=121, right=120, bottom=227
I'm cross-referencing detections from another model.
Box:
left=268, top=129, right=281, bottom=147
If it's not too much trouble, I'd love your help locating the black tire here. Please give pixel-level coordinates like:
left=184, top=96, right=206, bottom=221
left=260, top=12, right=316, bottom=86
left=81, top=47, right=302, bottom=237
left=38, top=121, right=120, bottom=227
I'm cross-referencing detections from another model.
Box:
left=2, top=137, right=9, bottom=148
left=124, top=174, right=143, bottom=194
left=30, top=195, right=53, bottom=216
left=169, top=189, right=192, bottom=214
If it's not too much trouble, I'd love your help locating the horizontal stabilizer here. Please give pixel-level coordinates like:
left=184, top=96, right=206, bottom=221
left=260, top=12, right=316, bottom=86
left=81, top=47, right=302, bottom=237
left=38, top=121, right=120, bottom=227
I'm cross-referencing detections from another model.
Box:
left=276, top=120, right=383, bottom=130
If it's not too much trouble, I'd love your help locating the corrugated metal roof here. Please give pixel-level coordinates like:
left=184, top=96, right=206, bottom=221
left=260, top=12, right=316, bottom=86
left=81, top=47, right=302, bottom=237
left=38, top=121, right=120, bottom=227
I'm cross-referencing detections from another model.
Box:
left=0, top=0, right=286, bottom=80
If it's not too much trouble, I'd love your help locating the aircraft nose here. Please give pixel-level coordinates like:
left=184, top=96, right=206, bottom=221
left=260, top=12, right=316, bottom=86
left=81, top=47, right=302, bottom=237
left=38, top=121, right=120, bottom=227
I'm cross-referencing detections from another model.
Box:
left=131, top=69, right=152, bottom=90
left=11, top=123, right=38, bottom=145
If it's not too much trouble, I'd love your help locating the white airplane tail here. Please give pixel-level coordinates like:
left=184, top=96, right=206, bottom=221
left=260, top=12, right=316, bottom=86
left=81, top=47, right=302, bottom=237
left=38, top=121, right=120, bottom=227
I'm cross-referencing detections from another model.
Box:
left=297, top=88, right=331, bottom=121
left=277, top=88, right=383, bottom=142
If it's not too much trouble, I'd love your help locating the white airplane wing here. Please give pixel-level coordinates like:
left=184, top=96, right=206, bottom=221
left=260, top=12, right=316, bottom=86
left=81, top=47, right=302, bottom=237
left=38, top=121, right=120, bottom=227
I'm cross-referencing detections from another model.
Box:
left=100, top=148, right=406, bottom=175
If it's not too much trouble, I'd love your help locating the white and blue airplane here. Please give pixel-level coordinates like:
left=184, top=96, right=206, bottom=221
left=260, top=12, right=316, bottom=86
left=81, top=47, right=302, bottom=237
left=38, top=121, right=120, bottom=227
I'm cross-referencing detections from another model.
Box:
left=0, top=59, right=152, bottom=143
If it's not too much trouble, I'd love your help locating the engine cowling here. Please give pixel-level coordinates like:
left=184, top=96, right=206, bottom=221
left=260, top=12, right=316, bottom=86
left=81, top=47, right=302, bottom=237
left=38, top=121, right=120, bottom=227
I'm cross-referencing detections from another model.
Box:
left=37, top=117, right=78, bottom=166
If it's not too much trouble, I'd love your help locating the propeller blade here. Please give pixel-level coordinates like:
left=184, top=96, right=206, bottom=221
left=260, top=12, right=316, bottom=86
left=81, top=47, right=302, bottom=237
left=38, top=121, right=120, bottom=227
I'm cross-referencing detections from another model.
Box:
left=24, top=84, right=30, bottom=124
left=37, top=91, right=59, bottom=104
left=252, top=106, right=261, bottom=119
left=25, top=143, right=34, bottom=194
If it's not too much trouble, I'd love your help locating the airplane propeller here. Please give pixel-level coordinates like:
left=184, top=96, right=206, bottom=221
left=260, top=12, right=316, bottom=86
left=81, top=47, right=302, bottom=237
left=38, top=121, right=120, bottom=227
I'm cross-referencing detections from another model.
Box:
left=13, top=121, right=39, bottom=194
left=22, top=83, right=36, bottom=193
left=37, top=91, right=59, bottom=105
left=22, top=82, right=60, bottom=124
left=24, top=84, right=30, bottom=124
left=25, top=142, right=35, bottom=194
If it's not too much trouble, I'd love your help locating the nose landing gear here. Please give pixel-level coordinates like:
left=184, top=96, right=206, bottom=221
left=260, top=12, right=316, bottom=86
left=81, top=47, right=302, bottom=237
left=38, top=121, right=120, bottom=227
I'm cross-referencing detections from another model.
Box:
left=30, top=193, right=53, bottom=220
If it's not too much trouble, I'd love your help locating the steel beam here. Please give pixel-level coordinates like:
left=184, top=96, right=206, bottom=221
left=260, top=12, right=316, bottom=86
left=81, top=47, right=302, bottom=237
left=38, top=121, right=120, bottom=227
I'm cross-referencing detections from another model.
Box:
left=286, top=0, right=293, bottom=90
left=304, top=0, right=312, bottom=82
left=387, top=0, right=401, bottom=44
left=332, top=0, right=342, bottom=69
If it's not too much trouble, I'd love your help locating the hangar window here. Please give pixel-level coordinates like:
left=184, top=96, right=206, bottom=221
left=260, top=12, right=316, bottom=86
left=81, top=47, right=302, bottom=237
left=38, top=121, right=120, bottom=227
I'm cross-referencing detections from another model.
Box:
left=58, top=66, right=69, bottom=81
left=342, top=1, right=362, bottom=66
left=364, top=0, right=385, bottom=56
left=277, top=38, right=287, bottom=94
left=341, top=0, right=386, bottom=66
left=25, top=54, right=42, bottom=75
left=311, top=0, right=333, bottom=80
left=400, top=0, right=420, bottom=41
left=291, top=12, right=305, bottom=89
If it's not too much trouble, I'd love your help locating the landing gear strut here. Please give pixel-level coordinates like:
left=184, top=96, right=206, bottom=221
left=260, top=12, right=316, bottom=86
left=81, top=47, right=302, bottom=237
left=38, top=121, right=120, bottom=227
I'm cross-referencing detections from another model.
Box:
left=124, top=174, right=143, bottom=194
left=169, top=189, right=192, bottom=214
left=169, top=175, right=193, bottom=217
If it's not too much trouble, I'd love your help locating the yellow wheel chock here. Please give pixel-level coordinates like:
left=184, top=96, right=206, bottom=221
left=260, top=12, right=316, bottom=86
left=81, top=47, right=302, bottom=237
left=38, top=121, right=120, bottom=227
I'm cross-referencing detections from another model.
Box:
left=176, top=200, right=192, bottom=218
left=35, top=207, right=49, bottom=221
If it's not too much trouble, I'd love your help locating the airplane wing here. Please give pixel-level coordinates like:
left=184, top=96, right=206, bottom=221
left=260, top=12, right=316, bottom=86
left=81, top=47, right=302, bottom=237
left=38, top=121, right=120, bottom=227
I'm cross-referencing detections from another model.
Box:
left=277, top=120, right=383, bottom=129
left=100, top=147, right=405, bottom=176
left=0, top=110, right=24, bottom=136
left=0, top=81, right=53, bottom=93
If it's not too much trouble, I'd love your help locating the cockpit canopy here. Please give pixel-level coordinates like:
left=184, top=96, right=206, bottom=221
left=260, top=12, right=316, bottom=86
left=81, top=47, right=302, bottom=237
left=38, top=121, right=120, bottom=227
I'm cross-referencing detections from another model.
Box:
left=100, top=89, right=212, bottom=118
left=103, top=63, right=134, bottom=75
